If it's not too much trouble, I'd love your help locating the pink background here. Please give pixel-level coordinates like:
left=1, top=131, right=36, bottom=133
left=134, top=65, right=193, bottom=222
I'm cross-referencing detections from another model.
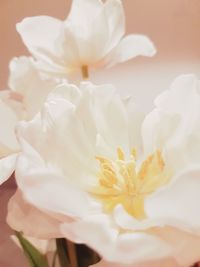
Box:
left=0, top=0, right=200, bottom=266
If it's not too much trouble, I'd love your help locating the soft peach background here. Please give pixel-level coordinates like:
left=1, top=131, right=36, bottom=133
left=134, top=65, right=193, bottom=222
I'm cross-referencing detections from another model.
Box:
left=0, top=0, right=200, bottom=266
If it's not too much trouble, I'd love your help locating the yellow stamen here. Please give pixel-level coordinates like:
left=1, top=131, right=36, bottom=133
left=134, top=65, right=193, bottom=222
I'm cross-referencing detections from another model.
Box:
left=117, top=147, right=125, bottom=160
left=92, top=148, right=170, bottom=220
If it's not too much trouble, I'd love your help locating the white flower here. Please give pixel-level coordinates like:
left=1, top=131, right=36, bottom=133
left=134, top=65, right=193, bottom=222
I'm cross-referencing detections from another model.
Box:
left=16, top=0, right=156, bottom=78
left=0, top=56, right=65, bottom=185
left=12, top=75, right=200, bottom=267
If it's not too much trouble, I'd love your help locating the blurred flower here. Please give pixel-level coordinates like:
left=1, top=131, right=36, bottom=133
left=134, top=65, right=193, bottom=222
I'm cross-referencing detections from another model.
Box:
left=12, top=75, right=200, bottom=267
left=17, top=0, right=156, bottom=78
left=0, top=56, right=66, bottom=185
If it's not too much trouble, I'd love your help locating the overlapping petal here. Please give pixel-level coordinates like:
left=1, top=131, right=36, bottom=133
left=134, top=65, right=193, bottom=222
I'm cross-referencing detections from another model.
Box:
left=0, top=93, right=21, bottom=184
left=9, top=56, right=65, bottom=118
left=0, top=56, right=65, bottom=185
left=7, top=190, right=62, bottom=239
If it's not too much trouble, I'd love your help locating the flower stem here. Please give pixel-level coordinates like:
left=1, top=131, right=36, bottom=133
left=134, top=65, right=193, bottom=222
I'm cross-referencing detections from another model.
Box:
left=56, top=238, right=70, bottom=267
left=67, top=240, right=78, bottom=267
left=81, top=65, right=89, bottom=79
left=51, top=251, right=57, bottom=267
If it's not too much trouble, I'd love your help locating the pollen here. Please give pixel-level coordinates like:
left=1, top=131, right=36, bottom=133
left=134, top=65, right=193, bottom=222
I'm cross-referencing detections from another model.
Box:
left=92, top=148, right=169, bottom=220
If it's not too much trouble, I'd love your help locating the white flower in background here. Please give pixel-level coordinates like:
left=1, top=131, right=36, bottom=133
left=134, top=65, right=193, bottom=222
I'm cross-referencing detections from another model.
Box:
left=8, top=56, right=66, bottom=118
left=0, top=56, right=65, bottom=185
left=10, top=75, right=200, bottom=267
left=17, top=0, right=156, bottom=78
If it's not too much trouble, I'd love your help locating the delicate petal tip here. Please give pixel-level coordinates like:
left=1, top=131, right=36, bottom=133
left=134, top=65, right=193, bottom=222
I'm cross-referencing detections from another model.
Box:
left=16, top=16, right=63, bottom=58
left=170, top=73, right=198, bottom=91
left=105, top=34, right=156, bottom=67
left=122, top=34, right=157, bottom=58
left=154, top=73, right=199, bottom=109
left=0, top=154, right=17, bottom=185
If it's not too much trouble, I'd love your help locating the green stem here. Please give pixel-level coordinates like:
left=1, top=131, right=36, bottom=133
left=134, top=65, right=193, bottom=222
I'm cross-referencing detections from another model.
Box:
left=56, top=238, right=70, bottom=267
left=15, top=231, right=49, bottom=267
left=67, top=240, right=78, bottom=267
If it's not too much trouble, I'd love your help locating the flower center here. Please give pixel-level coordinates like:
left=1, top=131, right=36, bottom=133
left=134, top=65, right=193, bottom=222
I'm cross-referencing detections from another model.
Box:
left=92, top=148, right=169, bottom=220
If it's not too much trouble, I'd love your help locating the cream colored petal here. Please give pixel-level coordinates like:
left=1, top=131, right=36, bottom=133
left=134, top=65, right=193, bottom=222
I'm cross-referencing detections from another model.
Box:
left=0, top=98, right=19, bottom=150
left=9, top=56, right=61, bottom=118
left=16, top=16, right=69, bottom=68
left=47, top=83, right=81, bottom=106
left=143, top=74, right=200, bottom=172
left=16, top=92, right=98, bottom=187
left=66, top=0, right=103, bottom=31
left=15, top=152, right=92, bottom=219
left=125, top=98, right=144, bottom=155
left=104, top=34, right=156, bottom=68
left=145, top=167, right=200, bottom=233
left=76, top=4, right=110, bottom=64
left=80, top=82, right=130, bottom=157
left=0, top=154, right=17, bottom=185
left=61, top=214, right=171, bottom=264
left=104, top=0, right=125, bottom=52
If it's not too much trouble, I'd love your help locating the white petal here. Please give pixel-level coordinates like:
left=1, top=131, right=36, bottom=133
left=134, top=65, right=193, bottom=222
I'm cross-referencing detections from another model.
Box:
left=0, top=98, right=19, bottom=150
left=0, top=154, right=17, bottom=185
left=142, top=74, right=200, bottom=171
left=145, top=167, right=200, bottom=233
left=104, top=0, right=125, bottom=52
left=105, top=34, right=156, bottom=67
left=76, top=3, right=110, bottom=64
left=15, top=152, right=92, bottom=219
left=77, top=0, right=125, bottom=63
left=17, top=94, right=98, bottom=188
left=9, top=56, right=61, bottom=118
left=125, top=98, right=144, bottom=155
left=16, top=16, right=68, bottom=68
left=7, top=190, right=62, bottom=239
left=67, top=0, right=103, bottom=31
left=61, top=214, right=171, bottom=264
left=80, top=82, right=130, bottom=156
left=47, top=83, right=81, bottom=106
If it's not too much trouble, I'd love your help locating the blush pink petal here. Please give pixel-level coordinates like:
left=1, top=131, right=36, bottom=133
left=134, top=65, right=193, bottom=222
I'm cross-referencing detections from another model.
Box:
left=7, top=190, right=62, bottom=239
